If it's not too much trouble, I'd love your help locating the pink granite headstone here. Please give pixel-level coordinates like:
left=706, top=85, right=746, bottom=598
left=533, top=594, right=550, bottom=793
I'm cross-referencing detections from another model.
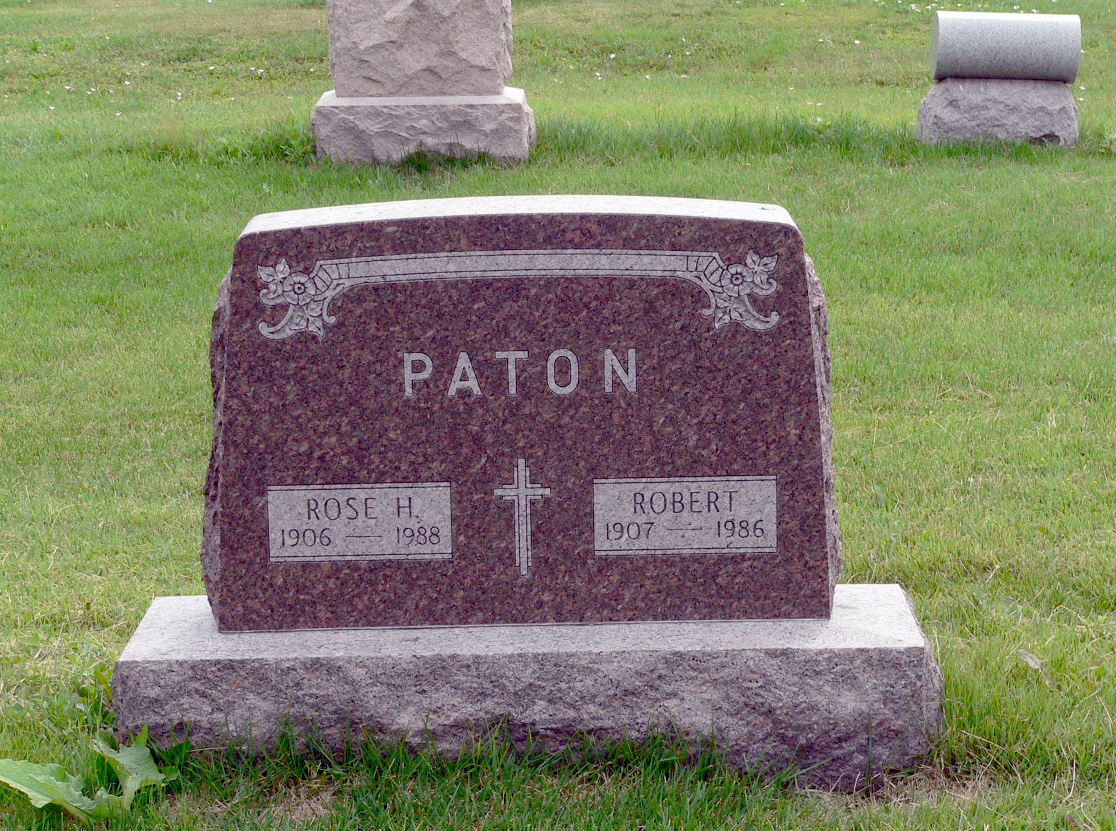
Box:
left=203, top=196, right=840, bottom=631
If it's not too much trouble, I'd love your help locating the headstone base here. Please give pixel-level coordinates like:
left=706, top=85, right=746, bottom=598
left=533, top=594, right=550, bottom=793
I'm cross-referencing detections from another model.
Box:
left=310, top=88, right=535, bottom=164
left=113, top=584, right=941, bottom=790
left=917, top=77, right=1078, bottom=146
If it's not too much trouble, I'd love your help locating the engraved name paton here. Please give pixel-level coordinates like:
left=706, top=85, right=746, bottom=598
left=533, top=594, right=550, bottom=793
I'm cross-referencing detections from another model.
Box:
left=205, top=198, right=839, bottom=630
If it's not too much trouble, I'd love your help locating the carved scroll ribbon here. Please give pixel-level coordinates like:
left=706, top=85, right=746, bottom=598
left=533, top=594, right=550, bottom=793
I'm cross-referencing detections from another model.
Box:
left=257, top=249, right=780, bottom=340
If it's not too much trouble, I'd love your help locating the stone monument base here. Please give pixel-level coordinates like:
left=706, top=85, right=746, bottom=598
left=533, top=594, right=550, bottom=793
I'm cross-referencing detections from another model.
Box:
left=917, top=77, right=1078, bottom=146
left=113, top=584, right=941, bottom=790
left=310, top=87, right=536, bottom=165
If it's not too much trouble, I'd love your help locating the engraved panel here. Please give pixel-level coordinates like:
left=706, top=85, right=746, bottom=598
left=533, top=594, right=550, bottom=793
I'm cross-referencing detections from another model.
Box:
left=267, top=483, right=452, bottom=563
left=593, top=476, right=777, bottom=556
left=255, top=249, right=781, bottom=339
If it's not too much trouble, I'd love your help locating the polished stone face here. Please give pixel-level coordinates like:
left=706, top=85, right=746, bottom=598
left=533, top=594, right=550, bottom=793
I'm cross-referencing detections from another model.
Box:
left=202, top=196, right=840, bottom=631
left=930, top=11, right=1080, bottom=82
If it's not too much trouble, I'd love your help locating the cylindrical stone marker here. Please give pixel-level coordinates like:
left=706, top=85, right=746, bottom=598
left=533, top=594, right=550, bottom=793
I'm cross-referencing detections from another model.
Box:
left=930, top=11, right=1081, bottom=82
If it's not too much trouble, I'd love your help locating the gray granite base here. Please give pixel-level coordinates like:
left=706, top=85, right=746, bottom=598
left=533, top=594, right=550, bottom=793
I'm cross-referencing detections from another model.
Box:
left=113, top=584, right=941, bottom=790
left=309, top=88, right=535, bottom=165
left=917, top=78, right=1078, bottom=146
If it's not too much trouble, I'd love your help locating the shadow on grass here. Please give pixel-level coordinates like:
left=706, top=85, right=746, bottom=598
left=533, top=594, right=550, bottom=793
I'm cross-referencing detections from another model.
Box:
left=539, top=113, right=1111, bottom=166
left=145, top=723, right=801, bottom=827
left=110, top=113, right=1116, bottom=173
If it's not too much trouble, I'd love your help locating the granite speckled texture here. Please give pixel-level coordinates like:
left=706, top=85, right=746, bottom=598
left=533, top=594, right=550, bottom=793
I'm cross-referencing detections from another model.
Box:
left=203, top=196, right=841, bottom=632
left=327, top=0, right=513, bottom=98
left=113, top=585, right=941, bottom=790
left=313, top=0, right=531, bottom=164
left=930, top=11, right=1081, bottom=82
left=310, top=88, right=536, bottom=165
left=917, top=78, right=1078, bottom=146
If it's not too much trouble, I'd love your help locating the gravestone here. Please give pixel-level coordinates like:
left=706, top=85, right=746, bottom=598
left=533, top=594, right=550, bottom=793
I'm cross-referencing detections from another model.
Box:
left=201, top=196, right=839, bottom=631
left=918, top=11, right=1081, bottom=146
left=114, top=196, right=941, bottom=789
left=310, top=0, right=535, bottom=163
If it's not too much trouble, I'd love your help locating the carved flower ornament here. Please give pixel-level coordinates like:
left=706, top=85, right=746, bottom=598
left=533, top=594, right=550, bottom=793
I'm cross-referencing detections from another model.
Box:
left=257, top=259, right=336, bottom=338
left=700, top=251, right=779, bottom=330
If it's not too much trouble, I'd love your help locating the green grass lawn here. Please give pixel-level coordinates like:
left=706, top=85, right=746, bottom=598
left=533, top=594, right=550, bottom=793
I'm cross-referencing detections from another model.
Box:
left=2, top=0, right=1115, bottom=826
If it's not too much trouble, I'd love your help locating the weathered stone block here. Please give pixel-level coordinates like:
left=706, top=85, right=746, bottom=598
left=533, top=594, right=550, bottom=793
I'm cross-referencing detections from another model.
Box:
left=328, top=0, right=513, bottom=97
left=310, top=88, right=535, bottom=164
left=113, top=584, right=942, bottom=790
left=917, top=78, right=1078, bottom=146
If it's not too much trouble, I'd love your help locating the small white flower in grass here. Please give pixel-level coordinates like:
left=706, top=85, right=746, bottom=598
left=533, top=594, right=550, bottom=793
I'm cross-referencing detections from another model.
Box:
left=65, top=85, right=73, bottom=90
left=609, top=53, right=615, bottom=59
left=854, top=39, right=861, bottom=44
left=115, top=112, right=121, bottom=116
left=645, top=75, right=651, bottom=80
left=124, top=80, right=130, bottom=85
left=48, top=105, right=54, bottom=110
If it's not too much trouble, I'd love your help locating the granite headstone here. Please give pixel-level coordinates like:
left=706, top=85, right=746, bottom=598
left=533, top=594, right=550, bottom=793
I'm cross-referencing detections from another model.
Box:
left=310, top=0, right=535, bottom=163
left=115, top=197, right=941, bottom=787
left=918, top=11, right=1081, bottom=146
left=203, top=196, right=841, bottom=631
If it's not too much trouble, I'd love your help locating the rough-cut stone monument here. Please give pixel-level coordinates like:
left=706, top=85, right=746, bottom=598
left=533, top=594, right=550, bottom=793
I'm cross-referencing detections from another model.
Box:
left=311, top=0, right=535, bottom=163
left=918, top=11, right=1081, bottom=146
left=114, top=196, right=941, bottom=789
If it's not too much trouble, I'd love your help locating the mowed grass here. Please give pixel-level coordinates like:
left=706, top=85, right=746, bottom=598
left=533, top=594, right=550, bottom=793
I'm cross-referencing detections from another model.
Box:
left=2, top=0, right=1116, bottom=827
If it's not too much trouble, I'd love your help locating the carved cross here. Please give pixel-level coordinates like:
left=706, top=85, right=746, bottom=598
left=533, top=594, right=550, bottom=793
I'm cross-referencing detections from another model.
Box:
left=493, top=458, right=551, bottom=576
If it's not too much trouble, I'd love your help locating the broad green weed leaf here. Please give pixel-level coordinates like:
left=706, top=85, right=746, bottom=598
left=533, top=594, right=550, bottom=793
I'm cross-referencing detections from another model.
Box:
left=93, top=731, right=168, bottom=807
left=0, top=759, right=99, bottom=823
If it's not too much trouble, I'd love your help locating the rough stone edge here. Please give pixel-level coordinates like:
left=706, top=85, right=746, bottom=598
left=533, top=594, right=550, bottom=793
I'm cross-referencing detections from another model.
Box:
left=916, top=78, right=1079, bottom=147
left=199, top=271, right=230, bottom=615
left=805, top=254, right=842, bottom=594
left=327, top=0, right=514, bottom=98
left=113, top=585, right=942, bottom=790
left=310, top=88, right=536, bottom=165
